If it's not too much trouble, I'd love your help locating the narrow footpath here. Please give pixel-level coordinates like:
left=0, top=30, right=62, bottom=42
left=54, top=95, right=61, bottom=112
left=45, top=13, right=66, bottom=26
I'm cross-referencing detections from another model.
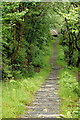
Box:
left=22, top=41, right=62, bottom=118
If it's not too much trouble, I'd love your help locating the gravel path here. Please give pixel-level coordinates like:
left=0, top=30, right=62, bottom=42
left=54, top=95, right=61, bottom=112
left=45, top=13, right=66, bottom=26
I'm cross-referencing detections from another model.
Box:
left=21, top=41, right=62, bottom=118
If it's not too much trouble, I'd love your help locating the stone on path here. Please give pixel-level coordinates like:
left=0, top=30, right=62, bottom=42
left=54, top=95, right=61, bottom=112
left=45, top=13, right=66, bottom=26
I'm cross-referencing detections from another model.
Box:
left=21, top=41, right=62, bottom=118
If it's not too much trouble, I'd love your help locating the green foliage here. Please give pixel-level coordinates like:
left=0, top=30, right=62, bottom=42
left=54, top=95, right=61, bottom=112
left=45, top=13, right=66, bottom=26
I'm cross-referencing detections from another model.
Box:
left=56, top=44, right=67, bottom=67
left=57, top=43, right=79, bottom=118
left=2, top=2, right=80, bottom=118
left=0, top=83, right=2, bottom=119
left=59, top=3, right=80, bottom=67
left=51, top=2, right=80, bottom=67
left=27, top=65, right=35, bottom=77
left=58, top=68, right=79, bottom=118
left=2, top=2, right=53, bottom=80
left=2, top=62, right=51, bottom=118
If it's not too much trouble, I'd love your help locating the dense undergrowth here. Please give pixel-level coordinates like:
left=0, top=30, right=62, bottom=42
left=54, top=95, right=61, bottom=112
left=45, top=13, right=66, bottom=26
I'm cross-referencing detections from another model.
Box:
left=2, top=40, right=54, bottom=118
left=57, top=44, right=80, bottom=118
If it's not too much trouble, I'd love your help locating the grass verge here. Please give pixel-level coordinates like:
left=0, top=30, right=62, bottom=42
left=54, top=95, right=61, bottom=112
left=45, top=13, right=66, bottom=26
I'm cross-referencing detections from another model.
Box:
left=56, top=44, right=79, bottom=118
left=2, top=40, right=54, bottom=118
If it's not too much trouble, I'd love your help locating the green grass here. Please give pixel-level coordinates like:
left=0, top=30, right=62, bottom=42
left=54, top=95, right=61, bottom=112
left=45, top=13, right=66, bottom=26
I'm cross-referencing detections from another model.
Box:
left=57, top=44, right=79, bottom=118
left=2, top=69, right=50, bottom=118
left=0, top=83, right=2, bottom=119
left=56, top=44, right=67, bottom=67
left=58, top=68, right=79, bottom=118
left=2, top=40, right=54, bottom=118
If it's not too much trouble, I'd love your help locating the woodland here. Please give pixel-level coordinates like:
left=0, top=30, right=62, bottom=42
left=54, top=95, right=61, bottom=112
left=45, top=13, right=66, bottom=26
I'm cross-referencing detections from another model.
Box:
left=1, top=2, right=80, bottom=118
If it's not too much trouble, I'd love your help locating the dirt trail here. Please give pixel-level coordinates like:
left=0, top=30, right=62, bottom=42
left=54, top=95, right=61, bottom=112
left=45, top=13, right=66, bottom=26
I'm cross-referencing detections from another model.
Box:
left=22, top=41, right=62, bottom=118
